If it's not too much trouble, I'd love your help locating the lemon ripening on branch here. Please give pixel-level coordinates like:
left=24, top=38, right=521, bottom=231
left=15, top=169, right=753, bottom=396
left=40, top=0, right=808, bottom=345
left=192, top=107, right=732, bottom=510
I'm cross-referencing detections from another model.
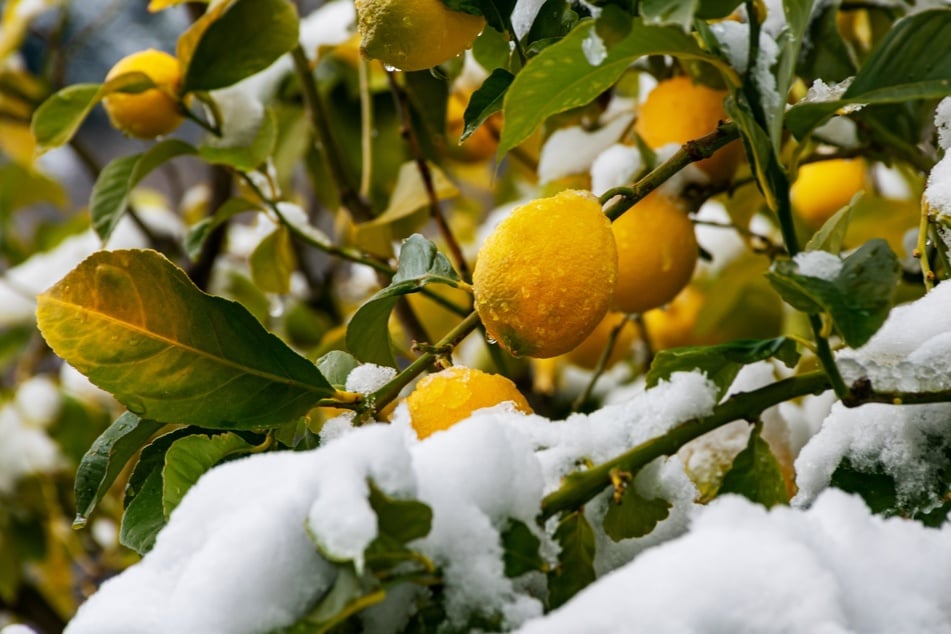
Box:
left=790, top=158, right=868, bottom=229
left=473, top=189, right=618, bottom=358
left=635, top=75, right=742, bottom=184
left=612, top=191, right=698, bottom=315
left=407, top=366, right=532, bottom=439
left=102, top=49, right=184, bottom=139
left=354, top=0, right=486, bottom=71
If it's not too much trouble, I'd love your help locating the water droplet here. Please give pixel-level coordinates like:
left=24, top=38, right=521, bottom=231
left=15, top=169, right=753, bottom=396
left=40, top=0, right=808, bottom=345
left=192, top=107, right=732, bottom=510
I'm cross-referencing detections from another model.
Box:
left=383, top=63, right=400, bottom=72
left=486, top=336, right=497, bottom=345
left=73, top=514, right=87, bottom=530
left=125, top=397, right=147, bottom=417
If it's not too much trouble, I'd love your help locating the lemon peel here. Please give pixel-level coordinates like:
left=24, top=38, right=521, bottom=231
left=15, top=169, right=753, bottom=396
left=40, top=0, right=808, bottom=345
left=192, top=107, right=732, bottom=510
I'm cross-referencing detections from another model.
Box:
left=103, top=49, right=183, bottom=139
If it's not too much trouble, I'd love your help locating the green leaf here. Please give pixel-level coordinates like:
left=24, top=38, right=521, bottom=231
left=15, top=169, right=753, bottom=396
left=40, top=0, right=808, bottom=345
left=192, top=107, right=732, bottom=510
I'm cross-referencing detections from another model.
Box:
left=185, top=197, right=261, bottom=260
left=359, top=162, right=460, bottom=230
left=250, top=224, right=297, bottom=294
left=725, top=94, right=785, bottom=213
left=442, top=0, right=518, bottom=33
left=36, top=249, right=334, bottom=429
left=346, top=235, right=461, bottom=367
left=640, top=0, right=698, bottom=30
left=120, top=461, right=166, bottom=554
left=646, top=337, right=800, bottom=398
left=717, top=422, right=788, bottom=508
left=162, top=432, right=254, bottom=518
left=31, top=73, right=158, bottom=154
left=0, top=162, right=68, bottom=220
left=796, top=0, right=856, bottom=85
left=198, top=107, right=277, bottom=170
left=696, top=0, right=743, bottom=19
left=499, top=18, right=716, bottom=156
left=501, top=518, right=546, bottom=578
left=74, top=412, right=163, bottom=527
left=525, top=0, right=581, bottom=48
left=316, top=350, right=361, bottom=389
left=830, top=458, right=898, bottom=517
left=461, top=69, right=513, bottom=142
left=804, top=192, right=861, bottom=255
left=603, top=479, right=671, bottom=541
left=90, top=139, right=197, bottom=241
left=766, top=239, right=900, bottom=347
left=768, top=0, right=816, bottom=148
left=178, top=0, right=299, bottom=93
left=547, top=511, right=596, bottom=609
left=368, top=480, right=433, bottom=545
left=786, top=8, right=951, bottom=138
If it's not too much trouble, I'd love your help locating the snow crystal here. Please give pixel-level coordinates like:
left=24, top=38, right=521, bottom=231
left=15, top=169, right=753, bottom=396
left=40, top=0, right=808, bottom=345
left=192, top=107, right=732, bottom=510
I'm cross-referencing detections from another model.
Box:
left=511, top=0, right=549, bottom=39
left=538, top=115, right=634, bottom=185
left=925, top=153, right=951, bottom=218
left=517, top=490, right=951, bottom=634
left=709, top=21, right=751, bottom=74
left=794, top=250, right=842, bottom=280
left=804, top=78, right=854, bottom=104
left=836, top=281, right=951, bottom=391
left=794, top=401, right=951, bottom=513
left=590, top=144, right=643, bottom=196
left=345, top=363, right=398, bottom=394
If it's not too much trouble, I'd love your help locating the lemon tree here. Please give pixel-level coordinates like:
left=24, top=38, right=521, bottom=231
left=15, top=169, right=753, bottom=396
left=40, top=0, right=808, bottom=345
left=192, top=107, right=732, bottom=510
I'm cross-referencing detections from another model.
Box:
left=9, top=0, right=951, bottom=631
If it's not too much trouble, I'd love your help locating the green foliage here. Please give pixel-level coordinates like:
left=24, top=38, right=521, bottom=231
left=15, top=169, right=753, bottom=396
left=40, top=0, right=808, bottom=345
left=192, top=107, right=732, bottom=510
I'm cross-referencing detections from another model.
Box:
left=767, top=240, right=901, bottom=348
left=500, top=519, right=546, bottom=577
left=547, top=511, right=596, bottom=609
left=36, top=249, right=334, bottom=428
left=716, top=422, right=789, bottom=508
left=603, top=477, right=672, bottom=541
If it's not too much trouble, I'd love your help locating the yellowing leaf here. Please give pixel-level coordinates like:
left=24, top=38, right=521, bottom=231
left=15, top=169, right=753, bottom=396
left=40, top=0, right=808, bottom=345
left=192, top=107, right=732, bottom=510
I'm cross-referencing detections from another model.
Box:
left=36, top=249, right=333, bottom=429
left=149, top=0, right=205, bottom=12
left=366, top=161, right=460, bottom=228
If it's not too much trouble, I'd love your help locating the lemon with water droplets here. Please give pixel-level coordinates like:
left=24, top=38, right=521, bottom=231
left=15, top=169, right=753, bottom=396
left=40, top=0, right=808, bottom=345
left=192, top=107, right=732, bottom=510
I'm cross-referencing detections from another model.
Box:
left=355, top=0, right=485, bottom=71
left=473, top=189, right=618, bottom=358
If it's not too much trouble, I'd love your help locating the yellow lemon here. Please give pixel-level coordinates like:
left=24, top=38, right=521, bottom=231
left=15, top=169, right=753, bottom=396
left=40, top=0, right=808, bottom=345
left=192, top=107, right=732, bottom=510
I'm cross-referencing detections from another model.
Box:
left=103, top=49, right=184, bottom=139
left=473, top=190, right=618, bottom=358
left=635, top=76, right=742, bottom=183
left=407, top=366, right=532, bottom=439
left=564, top=311, right=638, bottom=370
left=790, top=158, right=868, bottom=229
left=355, top=0, right=485, bottom=71
left=642, top=285, right=708, bottom=351
left=612, top=192, right=698, bottom=314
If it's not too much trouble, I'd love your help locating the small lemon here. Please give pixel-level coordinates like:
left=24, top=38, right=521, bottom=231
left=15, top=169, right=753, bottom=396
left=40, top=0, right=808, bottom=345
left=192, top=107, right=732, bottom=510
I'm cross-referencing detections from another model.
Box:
left=473, top=189, right=618, bottom=358
left=790, top=158, right=867, bottom=229
left=635, top=76, right=742, bottom=183
left=355, top=0, right=485, bottom=71
left=564, top=311, right=638, bottom=370
left=103, top=49, right=183, bottom=139
left=642, top=285, right=707, bottom=351
left=407, top=366, right=532, bottom=439
left=612, top=192, right=698, bottom=315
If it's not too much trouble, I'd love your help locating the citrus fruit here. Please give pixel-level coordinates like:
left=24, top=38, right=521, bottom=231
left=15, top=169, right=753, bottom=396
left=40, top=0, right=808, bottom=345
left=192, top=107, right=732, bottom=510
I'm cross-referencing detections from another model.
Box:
left=564, top=311, right=638, bottom=370
left=635, top=76, right=742, bottom=183
left=642, top=285, right=707, bottom=351
left=612, top=191, right=698, bottom=314
left=355, top=0, right=485, bottom=71
left=473, top=189, right=618, bottom=358
left=790, top=158, right=867, bottom=229
left=103, top=49, right=184, bottom=139
left=407, top=366, right=532, bottom=439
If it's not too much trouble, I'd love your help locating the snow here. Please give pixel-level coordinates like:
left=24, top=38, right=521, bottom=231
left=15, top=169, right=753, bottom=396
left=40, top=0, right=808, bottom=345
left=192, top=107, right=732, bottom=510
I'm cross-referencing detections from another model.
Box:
left=517, top=489, right=951, bottom=634
left=0, top=375, right=64, bottom=494
left=345, top=363, right=398, bottom=394
left=511, top=0, right=548, bottom=39
left=590, top=144, right=643, bottom=197
left=794, top=250, right=843, bottom=280
left=934, top=96, right=951, bottom=151
left=538, top=115, right=634, bottom=185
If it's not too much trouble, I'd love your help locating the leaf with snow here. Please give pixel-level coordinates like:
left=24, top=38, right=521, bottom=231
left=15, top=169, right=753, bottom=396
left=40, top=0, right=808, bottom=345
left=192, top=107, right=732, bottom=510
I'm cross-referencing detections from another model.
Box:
left=499, top=19, right=718, bottom=156
left=162, top=432, right=256, bottom=518
left=717, top=422, right=788, bottom=508
left=316, top=351, right=362, bottom=390
left=786, top=8, right=951, bottom=139
left=647, top=337, right=800, bottom=399
left=547, top=511, right=596, bottom=609
left=766, top=239, right=900, bottom=348
left=364, top=480, right=433, bottom=572
left=346, top=235, right=462, bottom=367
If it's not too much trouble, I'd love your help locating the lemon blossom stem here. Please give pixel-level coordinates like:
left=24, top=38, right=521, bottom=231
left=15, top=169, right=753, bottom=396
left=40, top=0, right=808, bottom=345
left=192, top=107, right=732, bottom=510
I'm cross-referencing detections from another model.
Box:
left=601, top=122, right=740, bottom=221
left=540, top=371, right=832, bottom=520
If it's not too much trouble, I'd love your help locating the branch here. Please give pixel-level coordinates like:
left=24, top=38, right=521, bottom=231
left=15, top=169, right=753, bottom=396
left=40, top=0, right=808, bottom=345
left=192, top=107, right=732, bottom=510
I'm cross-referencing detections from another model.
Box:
left=290, top=45, right=373, bottom=222
left=539, top=371, right=831, bottom=520
left=601, top=122, right=740, bottom=221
